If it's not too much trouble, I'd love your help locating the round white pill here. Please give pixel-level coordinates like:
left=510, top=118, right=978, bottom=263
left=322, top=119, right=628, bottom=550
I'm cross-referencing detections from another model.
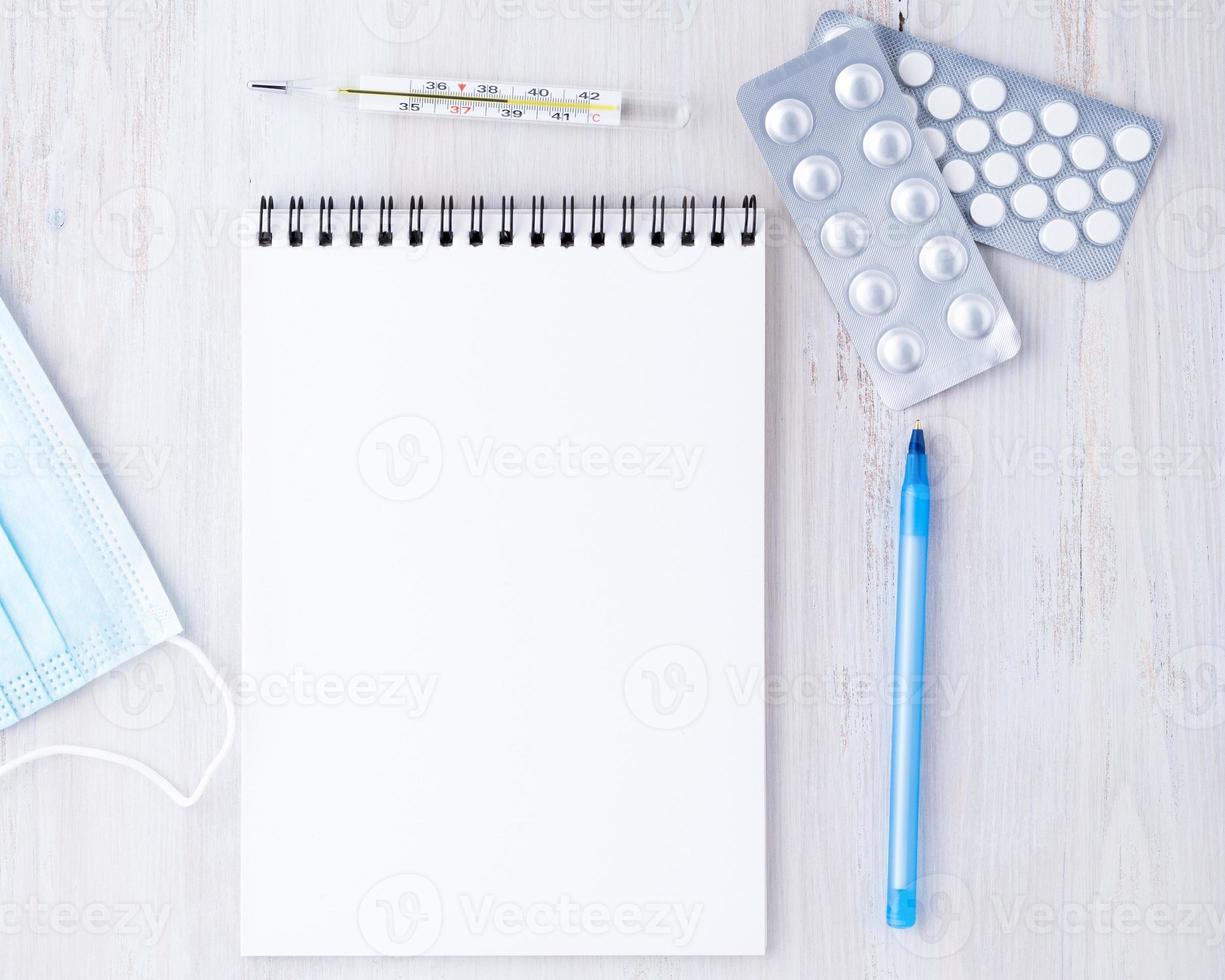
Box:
left=942, top=158, right=977, bottom=193
left=848, top=270, right=899, bottom=316
left=793, top=155, right=842, bottom=202
left=823, top=24, right=850, bottom=41
left=835, top=63, right=885, bottom=110
left=863, top=120, right=913, bottom=167
left=997, top=110, right=1035, bottom=146
left=967, top=75, right=1007, bottom=112
left=982, top=151, right=1019, bottom=188
left=1083, top=208, right=1123, bottom=245
left=902, top=93, right=919, bottom=120
left=820, top=212, right=871, bottom=258
left=1010, top=183, right=1048, bottom=220
left=1040, top=100, right=1079, bottom=137
left=970, top=192, right=1006, bottom=228
left=876, top=326, right=926, bottom=373
left=1113, top=125, right=1153, bottom=162
left=1055, top=175, right=1093, bottom=212
left=1025, top=142, right=1063, bottom=179
left=1098, top=167, right=1137, bottom=204
left=922, top=127, right=948, bottom=158
left=1038, top=216, right=1079, bottom=254
left=897, top=50, right=935, bottom=87
left=1069, top=134, right=1107, bottom=171
left=764, top=98, right=813, bottom=144
left=926, top=85, right=962, bottom=121
left=918, top=235, right=969, bottom=282
left=946, top=293, right=997, bottom=339
left=954, top=117, right=991, bottom=153
left=891, top=177, right=941, bottom=224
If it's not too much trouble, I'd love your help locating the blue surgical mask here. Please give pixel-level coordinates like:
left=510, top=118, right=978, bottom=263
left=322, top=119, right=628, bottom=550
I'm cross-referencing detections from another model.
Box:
left=0, top=295, right=232, bottom=806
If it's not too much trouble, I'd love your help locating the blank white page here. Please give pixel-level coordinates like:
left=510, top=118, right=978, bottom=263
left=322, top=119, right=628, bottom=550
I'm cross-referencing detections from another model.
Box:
left=240, top=209, right=764, bottom=957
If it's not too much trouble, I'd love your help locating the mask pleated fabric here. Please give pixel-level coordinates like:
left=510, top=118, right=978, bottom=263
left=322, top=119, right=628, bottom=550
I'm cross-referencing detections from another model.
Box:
left=0, top=306, right=182, bottom=725
left=0, top=297, right=231, bottom=808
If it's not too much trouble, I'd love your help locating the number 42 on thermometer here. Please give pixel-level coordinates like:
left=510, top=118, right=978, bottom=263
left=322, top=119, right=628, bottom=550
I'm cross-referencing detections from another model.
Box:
left=249, top=74, right=690, bottom=129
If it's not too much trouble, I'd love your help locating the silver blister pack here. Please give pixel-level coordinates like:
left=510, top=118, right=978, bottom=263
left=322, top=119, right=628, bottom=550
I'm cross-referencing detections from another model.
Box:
left=737, top=28, right=1020, bottom=410
left=812, top=10, right=1163, bottom=280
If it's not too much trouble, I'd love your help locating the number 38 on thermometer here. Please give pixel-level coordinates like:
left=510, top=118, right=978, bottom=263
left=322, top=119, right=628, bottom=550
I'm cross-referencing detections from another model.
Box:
left=248, top=74, right=690, bottom=130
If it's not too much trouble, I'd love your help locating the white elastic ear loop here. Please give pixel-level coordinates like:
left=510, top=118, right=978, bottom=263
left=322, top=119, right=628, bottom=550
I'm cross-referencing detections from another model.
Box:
left=0, top=635, right=235, bottom=808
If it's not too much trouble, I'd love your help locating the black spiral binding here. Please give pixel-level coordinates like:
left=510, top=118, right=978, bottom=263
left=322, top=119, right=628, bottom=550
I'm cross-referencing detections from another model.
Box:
left=288, top=196, right=304, bottom=247
left=530, top=196, right=546, bottom=247
left=378, top=196, right=394, bottom=246
left=408, top=196, right=424, bottom=246
left=560, top=196, right=575, bottom=248
left=620, top=196, right=635, bottom=247
left=650, top=196, right=666, bottom=247
left=349, top=196, right=364, bottom=247
left=499, top=196, right=514, bottom=246
left=257, top=195, right=754, bottom=248
left=318, top=196, right=333, bottom=246
left=741, top=195, right=757, bottom=246
left=258, top=196, right=273, bottom=246
left=590, top=195, right=605, bottom=248
left=470, top=196, right=484, bottom=246
left=439, top=196, right=454, bottom=246
left=710, top=196, right=726, bottom=246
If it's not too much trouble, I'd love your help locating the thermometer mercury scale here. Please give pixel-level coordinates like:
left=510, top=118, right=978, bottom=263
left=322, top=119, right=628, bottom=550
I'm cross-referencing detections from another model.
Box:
left=248, top=74, right=690, bottom=129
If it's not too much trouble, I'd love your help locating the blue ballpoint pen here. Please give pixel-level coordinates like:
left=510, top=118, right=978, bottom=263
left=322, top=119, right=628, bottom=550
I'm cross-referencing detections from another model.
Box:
left=886, top=421, right=930, bottom=929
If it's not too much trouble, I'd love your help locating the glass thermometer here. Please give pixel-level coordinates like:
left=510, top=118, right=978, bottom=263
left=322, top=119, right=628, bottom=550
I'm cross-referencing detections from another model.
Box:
left=248, top=74, right=690, bottom=130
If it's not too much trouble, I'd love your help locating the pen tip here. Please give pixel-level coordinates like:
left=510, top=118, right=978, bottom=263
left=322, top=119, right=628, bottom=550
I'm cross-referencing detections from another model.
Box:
left=913, top=419, right=922, bottom=430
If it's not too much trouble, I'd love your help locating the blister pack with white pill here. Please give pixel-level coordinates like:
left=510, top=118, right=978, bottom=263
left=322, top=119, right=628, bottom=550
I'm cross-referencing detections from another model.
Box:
left=812, top=11, right=1162, bottom=279
left=737, top=29, right=1019, bottom=410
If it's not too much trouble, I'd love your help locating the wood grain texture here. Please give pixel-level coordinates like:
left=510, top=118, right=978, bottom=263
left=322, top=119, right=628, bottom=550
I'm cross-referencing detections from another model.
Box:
left=0, top=0, right=1222, bottom=976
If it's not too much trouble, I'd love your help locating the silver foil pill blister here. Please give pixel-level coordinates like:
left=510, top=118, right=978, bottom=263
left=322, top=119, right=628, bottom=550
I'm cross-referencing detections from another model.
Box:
left=738, top=28, right=1020, bottom=409
left=812, top=10, right=1163, bottom=280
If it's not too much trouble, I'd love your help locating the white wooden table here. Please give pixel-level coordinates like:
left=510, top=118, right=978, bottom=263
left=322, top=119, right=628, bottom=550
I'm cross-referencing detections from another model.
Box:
left=2, top=0, right=1222, bottom=976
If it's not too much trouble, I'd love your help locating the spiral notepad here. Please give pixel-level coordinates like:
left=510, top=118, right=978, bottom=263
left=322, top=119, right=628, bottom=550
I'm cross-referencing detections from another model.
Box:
left=240, top=194, right=766, bottom=956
